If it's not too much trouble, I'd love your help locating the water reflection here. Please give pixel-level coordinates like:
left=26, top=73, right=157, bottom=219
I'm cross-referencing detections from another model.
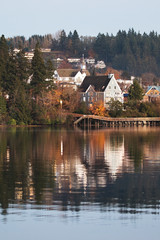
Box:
left=0, top=126, right=160, bottom=215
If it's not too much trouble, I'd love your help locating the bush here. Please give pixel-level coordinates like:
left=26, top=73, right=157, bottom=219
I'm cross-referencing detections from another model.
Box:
left=74, top=102, right=88, bottom=114
left=108, top=99, right=123, bottom=117
left=18, top=121, right=25, bottom=126
left=8, top=118, right=17, bottom=125
left=139, top=102, right=157, bottom=117
left=65, top=114, right=74, bottom=125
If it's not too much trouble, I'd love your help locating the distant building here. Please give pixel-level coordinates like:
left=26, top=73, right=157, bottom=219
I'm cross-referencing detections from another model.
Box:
left=13, top=48, right=20, bottom=55
left=117, top=79, right=133, bottom=99
left=95, top=61, right=106, bottom=69
left=54, top=56, right=90, bottom=89
left=40, top=48, right=51, bottom=53
left=143, top=86, right=160, bottom=102
left=67, top=58, right=81, bottom=63
left=86, top=58, right=95, bottom=65
left=54, top=68, right=90, bottom=89
left=25, top=52, right=34, bottom=60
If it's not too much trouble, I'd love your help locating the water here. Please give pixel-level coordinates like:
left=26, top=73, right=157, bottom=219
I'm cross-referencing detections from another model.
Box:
left=0, top=126, right=160, bottom=239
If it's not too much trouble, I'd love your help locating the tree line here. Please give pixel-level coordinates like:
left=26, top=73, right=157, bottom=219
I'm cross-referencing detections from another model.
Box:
left=1, top=33, right=160, bottom=125
left=0, top=35, right=72, bottom=125
left=7, top=29, right=160, bottom=77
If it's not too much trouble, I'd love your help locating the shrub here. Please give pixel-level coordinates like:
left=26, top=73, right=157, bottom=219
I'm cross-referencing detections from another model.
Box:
left=8, top=118, right=17, bottom=125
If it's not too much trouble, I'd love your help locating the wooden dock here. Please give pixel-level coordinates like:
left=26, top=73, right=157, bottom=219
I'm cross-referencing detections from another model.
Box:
left=74, top=115, right=160, bottom=128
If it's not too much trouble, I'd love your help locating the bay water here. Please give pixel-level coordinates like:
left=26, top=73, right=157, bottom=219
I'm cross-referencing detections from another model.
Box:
left=0, top=126, right=160, bottom=239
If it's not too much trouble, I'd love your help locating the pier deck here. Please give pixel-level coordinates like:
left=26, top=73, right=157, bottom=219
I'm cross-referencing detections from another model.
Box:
left=74, top=115, right=160, bottom=128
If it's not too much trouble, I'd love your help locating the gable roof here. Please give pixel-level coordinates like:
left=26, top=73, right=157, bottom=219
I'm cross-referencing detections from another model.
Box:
left=80, top=75, right=111, bottom=92
left=146, top=86, right=160, bottom=93
left=57, top=69, right=79, bottom=77
left=117, top=81, right=132, bottom=93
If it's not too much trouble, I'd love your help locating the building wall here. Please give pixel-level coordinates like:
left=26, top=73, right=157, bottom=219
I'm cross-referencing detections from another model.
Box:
left=74, top=72, right=86, bottom=85
left=144, top=87, right=160, bottom=102
left=104, top=75, right=123, bottom=108
left=80, top=86, right=97, bottom=107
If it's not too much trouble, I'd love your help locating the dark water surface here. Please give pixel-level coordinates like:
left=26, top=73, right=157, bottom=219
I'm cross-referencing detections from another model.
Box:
left=1, top=126, right=160, bottom=239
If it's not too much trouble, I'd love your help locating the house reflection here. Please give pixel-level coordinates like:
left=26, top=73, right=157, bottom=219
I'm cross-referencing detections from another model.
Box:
left=104, top=134, right=125, bottom=179
left=1, top=127, right=160, bottom=213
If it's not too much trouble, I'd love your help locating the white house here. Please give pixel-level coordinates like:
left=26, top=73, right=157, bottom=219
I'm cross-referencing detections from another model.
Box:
left=54, top=68, right=90, bottom=89
left=95, top=60, right=106, bottom=69
left=80, top=74, right=123, bottom=108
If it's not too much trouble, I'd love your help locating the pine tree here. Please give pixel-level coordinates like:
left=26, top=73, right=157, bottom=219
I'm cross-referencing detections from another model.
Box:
left=0, top=35, right=9, bottom=92
left=46, top=59, right=54, bottom=78
left=45, top=59, right=55, bottom=90
left=9, top=84, right=32, bottom=124
left=4, top=50, right=19, bottom=99
left=72, top=30, right=80, bottom=56
left=31, top=43, right=47, bottom=97
left=128, top=80, right=144, bottom=101
left=0, top=95, right=7, bottom=123
left=16, top=48, right=30, bottom=86
left=59, top=30, right=67, bottom=51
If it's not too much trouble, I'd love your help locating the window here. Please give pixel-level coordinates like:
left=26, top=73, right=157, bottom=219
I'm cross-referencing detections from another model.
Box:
left=114, top=86, right=116, bottom=89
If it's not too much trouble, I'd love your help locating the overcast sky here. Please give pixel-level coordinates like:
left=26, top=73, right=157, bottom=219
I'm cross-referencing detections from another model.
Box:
left=1, top=0, right=160, bottom=38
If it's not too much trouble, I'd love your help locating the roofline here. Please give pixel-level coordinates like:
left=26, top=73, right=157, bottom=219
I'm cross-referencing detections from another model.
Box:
left=146, top=86, right=160, bottom=94
left=85, top=85, right=95, bottom=93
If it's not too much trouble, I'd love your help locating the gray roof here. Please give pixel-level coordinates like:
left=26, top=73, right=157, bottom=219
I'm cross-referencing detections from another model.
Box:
left=80, top=75, right=111, bottom=92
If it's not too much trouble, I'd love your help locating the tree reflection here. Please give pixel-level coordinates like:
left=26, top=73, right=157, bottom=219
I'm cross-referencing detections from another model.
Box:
left=0, top=127, right=160, bottom=215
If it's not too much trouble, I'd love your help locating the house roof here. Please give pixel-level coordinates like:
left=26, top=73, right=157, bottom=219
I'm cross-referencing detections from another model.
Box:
left=80, top=75, right=111, bottom=92
left=57, top=69, right=90, bottom=78
left=117, top=81, right=132, bottom=93
left=57, top=69, right=79, bottom=77
left=82, top=69, right=90, bottom=76
left=147, top=86, right=160, bottom=92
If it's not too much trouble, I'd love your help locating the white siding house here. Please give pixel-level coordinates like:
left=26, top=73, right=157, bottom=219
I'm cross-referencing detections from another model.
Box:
left=80, top=74, right=123, bottom=108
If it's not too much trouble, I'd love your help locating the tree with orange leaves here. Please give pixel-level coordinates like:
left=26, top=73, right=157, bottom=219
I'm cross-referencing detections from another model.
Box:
left=37, top=86, right=80, bottom=122
left=89, top=101, right=109, bottom=117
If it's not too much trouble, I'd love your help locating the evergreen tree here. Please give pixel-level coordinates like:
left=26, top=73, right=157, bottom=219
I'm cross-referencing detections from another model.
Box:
left=72, top=30, right=81, bottom=56
left=46, top=59, right=54, bottom=78
left=16, top=49, right=30, bottom=85
left=45, top=59, right=56, bottom=90
left=4, top=50, right=19, bottom=100
left=0, top=95, right=7, bottom=123
left=2, top=48, right=32, bottom=124
left=128, top=80, right=144, bottom=101
left=0, top=35, right=9, bottom=91
left=59, top=30, right=67, bottom=51
left=9, top=84, right=31, bottom=124
left=31, top=43, right=47, bottom=97
left=108, top=99, right=123, bottom=117
left=93, top=33, right=107, bottom=60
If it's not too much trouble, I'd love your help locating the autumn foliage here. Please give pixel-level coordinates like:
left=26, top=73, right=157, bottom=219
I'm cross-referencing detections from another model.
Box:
left=89, top=101, right=109, bottom=117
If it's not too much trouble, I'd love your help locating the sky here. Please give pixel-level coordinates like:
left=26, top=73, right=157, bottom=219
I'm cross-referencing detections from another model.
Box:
left=1, top=0, right=160, bottom=39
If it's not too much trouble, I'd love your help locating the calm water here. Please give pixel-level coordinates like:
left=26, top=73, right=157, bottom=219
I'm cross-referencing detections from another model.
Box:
left=1, top=126, right=160, bottom=239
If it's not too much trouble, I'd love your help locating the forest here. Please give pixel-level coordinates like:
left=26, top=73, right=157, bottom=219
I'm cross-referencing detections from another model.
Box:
left=1, top=32, right=160, bottom=126
left=7, top=29, right=160, bottom=77
left=0, top=35, right=80, bottom=125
